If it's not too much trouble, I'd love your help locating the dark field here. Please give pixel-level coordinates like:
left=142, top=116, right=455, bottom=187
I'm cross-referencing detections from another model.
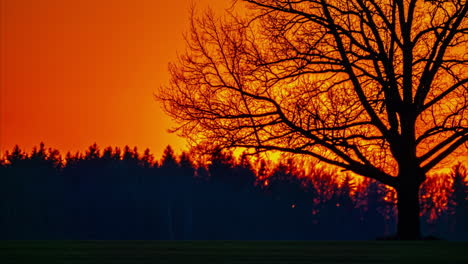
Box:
left=0, top=241, right=466, bottom=264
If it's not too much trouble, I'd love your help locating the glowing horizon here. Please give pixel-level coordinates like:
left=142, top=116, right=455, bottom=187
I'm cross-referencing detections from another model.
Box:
left=1, top=0, right=466, bottom=169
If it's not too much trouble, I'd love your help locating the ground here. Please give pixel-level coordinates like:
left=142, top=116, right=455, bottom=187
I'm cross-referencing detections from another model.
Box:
left=0, top=241, right=466, bottom=263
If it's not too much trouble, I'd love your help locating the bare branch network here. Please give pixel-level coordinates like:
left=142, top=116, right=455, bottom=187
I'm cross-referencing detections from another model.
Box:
left=158, top=0, right=467, bottom=187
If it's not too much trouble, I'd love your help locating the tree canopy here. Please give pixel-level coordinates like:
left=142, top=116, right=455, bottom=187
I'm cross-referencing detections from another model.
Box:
left=1, top=144, right=466, bottom=240
left=158, top=0, right=468, bottom=239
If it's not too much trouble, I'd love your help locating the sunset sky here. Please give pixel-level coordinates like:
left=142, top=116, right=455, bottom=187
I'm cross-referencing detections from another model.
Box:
left=0, top=0, right=234, bottom=157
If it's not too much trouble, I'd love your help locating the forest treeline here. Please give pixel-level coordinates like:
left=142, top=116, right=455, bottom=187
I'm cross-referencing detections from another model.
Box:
left=0, top=143, right=466, bottom=240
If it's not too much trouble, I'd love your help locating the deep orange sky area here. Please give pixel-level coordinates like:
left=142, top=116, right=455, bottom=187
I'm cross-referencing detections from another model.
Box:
left=0, top=0, right=233, bottom=157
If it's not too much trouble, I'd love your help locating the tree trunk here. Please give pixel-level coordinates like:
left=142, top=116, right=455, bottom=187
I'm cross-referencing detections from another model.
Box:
left=396, top=182, right=422, bottom=240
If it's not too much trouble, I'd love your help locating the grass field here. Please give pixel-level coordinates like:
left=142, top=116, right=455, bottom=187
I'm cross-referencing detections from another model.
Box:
left=0, top=241, right=466, bottom=264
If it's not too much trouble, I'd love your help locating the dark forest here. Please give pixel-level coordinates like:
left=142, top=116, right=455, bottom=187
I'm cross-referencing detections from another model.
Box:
left=1, top=143, right=466, bottom=240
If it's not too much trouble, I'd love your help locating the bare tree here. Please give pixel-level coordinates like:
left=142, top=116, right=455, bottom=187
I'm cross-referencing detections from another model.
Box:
left=158, top=0, right=468, bottom=239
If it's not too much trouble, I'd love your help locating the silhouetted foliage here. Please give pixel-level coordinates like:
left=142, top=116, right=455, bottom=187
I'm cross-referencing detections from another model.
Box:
left=0, top=143, right=466, bottom=240
left=447, top=163, right=468, bottom=240
left=361, top=179, right=395, bottom=238
left=158, top=0, right=468, bottom=240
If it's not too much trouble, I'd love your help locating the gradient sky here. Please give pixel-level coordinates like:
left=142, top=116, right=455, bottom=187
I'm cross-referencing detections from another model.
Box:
left=0, top=0, right=233, bottom=157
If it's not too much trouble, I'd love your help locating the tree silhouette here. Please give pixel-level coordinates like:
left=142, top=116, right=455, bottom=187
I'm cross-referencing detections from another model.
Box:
left=264, top=159, right=311, bottom=207
left=360, top=178, right=395, bottom=238
left=447, top=162, right=468, bottom=239
left=158, top=0, right=468, bottom=239
left=5, top=145, right=27, bottom=167
left=0, top=143, right=466, bottom=239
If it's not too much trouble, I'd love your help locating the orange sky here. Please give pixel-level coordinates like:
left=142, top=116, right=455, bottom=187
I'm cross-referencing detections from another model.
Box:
left=0, top=0, right=233, bottom=157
